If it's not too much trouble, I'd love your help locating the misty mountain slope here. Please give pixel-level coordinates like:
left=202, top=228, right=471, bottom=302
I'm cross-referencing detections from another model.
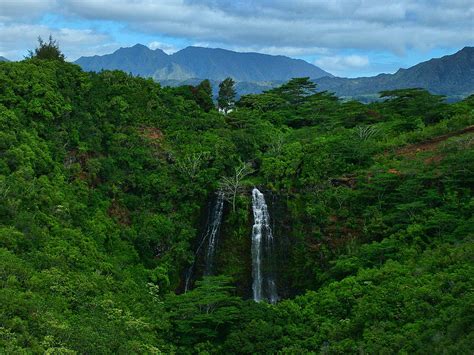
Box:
left=315, top=47, right=474, bottom=98
left=393, top=46, right=474, bottom=93
left=75, top=44, right=332, bottom=81
left=161, top=46, right=331, bottom=81
left=75, top=44, right=169, bottom=76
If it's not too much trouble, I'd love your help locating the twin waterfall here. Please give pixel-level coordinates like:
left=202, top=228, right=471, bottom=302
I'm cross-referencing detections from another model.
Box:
left=185, top=188, right=278, bottom=304
left=184, top=192, right=224, bottom=292
left=251, top=188, right=278, bottom=304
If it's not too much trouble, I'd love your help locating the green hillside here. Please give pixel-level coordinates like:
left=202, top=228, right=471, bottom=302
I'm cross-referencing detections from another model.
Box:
left=1, top=58, right=473, bottom=353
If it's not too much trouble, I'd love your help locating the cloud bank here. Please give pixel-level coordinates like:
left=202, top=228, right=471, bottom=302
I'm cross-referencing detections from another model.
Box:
left=0, top=0, right=472, bottom=76
left=58, top=0, right=473, bottom=53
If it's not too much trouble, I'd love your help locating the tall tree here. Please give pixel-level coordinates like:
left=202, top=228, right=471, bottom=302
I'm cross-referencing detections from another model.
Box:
left=193, top=79, right=214, bottom=112
left=218, top=77, right=236, bottom=114
left=166, top=276, right=241, bottom=346
left=268, top=77, right=317, bottom=105
left=27, top=35, right=65, bottom=61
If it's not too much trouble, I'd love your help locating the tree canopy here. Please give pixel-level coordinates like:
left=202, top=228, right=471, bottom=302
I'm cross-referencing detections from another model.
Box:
left=27, top=35, right=66, bottom=61
left=0, top=57, right=472, bottom=353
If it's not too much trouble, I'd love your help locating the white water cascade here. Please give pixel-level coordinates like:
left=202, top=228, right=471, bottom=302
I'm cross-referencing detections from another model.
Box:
left=184, top=192, right=225, bottom=292
left=204, top=192, right=225, bottom=276
left=251, top=188, right=278, bottom=303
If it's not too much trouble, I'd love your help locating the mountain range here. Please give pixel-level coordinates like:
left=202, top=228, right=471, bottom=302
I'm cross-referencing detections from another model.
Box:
left=315, top=47, right=474, bottom=101
left=0, top=56, right=9, bottom=62
left=75, top=44, right=331, bottom=82
left=75, top=45, right=474, bottom=100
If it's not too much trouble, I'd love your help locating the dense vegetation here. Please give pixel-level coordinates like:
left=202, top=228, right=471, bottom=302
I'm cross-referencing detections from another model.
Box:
left=0, top=56, right=473, bottom=353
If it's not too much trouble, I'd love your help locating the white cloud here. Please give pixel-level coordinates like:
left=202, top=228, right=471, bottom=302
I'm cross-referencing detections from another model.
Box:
left=56, top=0, right=474, bottom=53
left=0, top=0, right=472, bottom=69
left=148, top=41, right=178, bottom=54
left=315, top=55, right=370, bottom=76
left=0, top=0, right=57, bottom=22
left=0, top=24, right=112, bottom=60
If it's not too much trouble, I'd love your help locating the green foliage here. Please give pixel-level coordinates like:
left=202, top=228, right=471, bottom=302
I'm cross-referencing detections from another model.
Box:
left=266, top=77, right=317, bottom=105
left=194, top=79, right=214, bottom=112
left=0, top=59, right=472, bottom=353
left=27, top=35, right=66, bottom=61
left=218, top=77, right=236, bottom=113
left=166, top=276, right=241, bottom=347
left=379, top=88, right=449, bottom=125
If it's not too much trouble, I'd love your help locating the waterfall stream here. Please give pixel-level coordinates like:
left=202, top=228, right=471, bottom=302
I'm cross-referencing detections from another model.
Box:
left=251, top=188, right=278, bottom=303
left=184, top=192, right=224, bottom=292
left=204, top=192, right=224, bottom=275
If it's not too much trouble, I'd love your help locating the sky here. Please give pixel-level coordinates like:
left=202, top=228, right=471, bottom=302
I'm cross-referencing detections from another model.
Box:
left=0, top=0, right=473, bottom=77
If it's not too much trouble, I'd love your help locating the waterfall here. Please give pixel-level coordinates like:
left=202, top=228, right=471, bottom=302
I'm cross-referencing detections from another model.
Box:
left=184, top=192, right=225, bottom=292
left=204, top=192, right=224, bottom=275
left=251, top=188, right=278, bottom=303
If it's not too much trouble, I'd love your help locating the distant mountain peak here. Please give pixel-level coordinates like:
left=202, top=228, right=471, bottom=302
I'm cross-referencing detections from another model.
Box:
left=75, top=44, right=332, bottom=82
left=314, top=46, right=474, bottom=100
left=116, top=43, right=166, bottom=54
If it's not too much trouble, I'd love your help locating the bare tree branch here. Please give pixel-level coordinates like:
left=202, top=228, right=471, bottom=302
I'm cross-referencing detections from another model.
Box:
left=218, top=162, right=254, bottom=212
left=175, top=152, right=211, bottom=180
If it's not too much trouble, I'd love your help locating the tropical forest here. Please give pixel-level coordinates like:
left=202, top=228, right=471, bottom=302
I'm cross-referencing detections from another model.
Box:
left=0, top=39, right=473, bottom=354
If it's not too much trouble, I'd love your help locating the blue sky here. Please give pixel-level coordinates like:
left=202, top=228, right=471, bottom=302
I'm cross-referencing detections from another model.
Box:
left=1, top=0, right=472, bottom=77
